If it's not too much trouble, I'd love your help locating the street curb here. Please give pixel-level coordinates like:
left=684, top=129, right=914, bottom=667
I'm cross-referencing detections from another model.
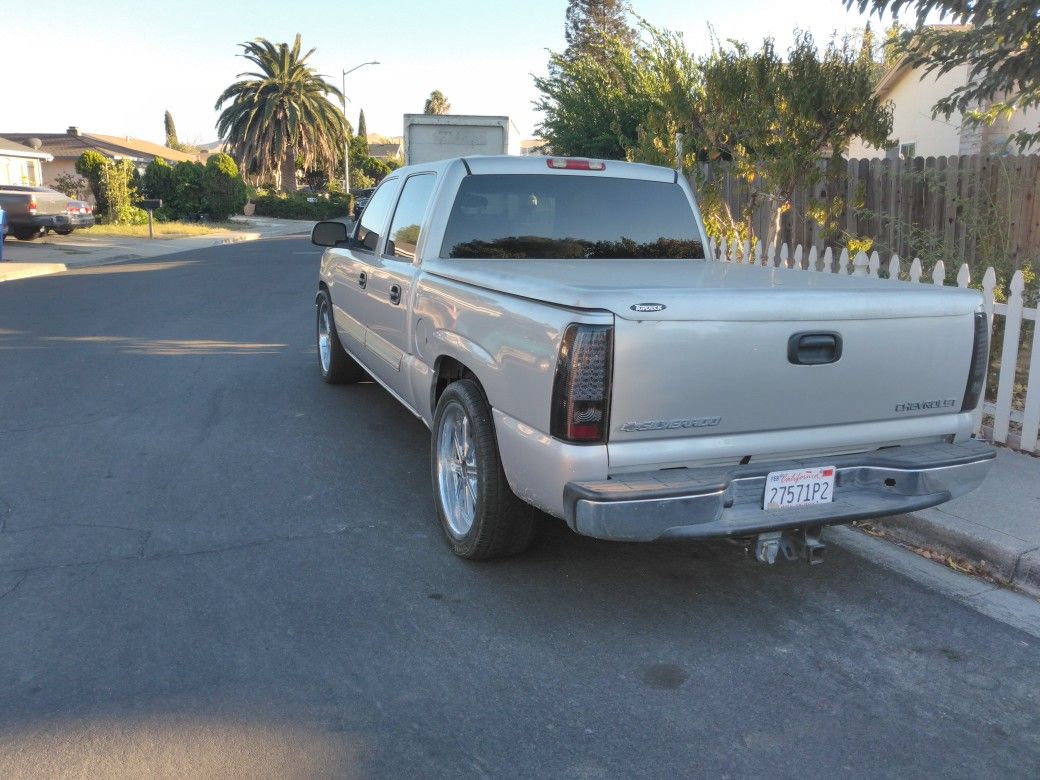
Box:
left=0, top=263, right=68, bottom=283
left=0, top=229, right=303, bottom=283
left=870, top=512, right=1040, bottom=599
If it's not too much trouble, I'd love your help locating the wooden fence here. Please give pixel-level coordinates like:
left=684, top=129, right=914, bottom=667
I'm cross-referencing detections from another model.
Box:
left=695, top=154, right=1040, bottom=273
left=705, top=238, right=1040, bottom=455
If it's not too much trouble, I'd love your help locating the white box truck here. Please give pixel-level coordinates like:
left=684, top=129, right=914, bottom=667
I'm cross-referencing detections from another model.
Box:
left=402, top=114, right=513, bottom=165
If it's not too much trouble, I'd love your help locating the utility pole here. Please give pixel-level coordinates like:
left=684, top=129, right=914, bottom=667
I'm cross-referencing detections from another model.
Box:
left=341, top=61, right=380, bottom=197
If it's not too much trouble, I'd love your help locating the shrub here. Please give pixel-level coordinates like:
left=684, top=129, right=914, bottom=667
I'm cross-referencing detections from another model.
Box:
left=142, top=157, right=176, bottom=205
left=170, top=161, right=206, bottom=218
left=53, top=172, right=87, bottom=199
left=252, top=192, right=354, bottom=220
left=75, top=151, right=110, bottom=213
left=98, top=159, right=140, bottom=224
left=201, top=153, right=247, bottom=220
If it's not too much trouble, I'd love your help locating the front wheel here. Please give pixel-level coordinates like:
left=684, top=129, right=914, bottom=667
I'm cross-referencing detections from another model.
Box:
left=432, top=379, right=535, bottom=559
left=316, top=290, right=366, bottom=384
left=13, top=230, right=40, bottom=241
left=54, top=228, right=73, bottom=236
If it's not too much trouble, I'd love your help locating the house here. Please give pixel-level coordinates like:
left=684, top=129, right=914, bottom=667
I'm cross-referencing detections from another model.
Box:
left=367, top=140, right=403, bottom=162
left=847, top=28, right=1040, bottom=159
left=0, top=136, right=53, bottom=187
left=0, top=127, right=201, bottom=192
left=520, top=138, right=548, bottom=156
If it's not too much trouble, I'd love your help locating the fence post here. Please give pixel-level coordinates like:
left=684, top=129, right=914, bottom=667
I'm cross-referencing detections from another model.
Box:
left=780, top=243, right=790, bottom=268
left=888, top=254, right=901, bottom=281
left=839, top=248, right=850, bottom=275
left=993, top=271, right=1025, bottom=444
left=852, top=250, right=868, bottom=276
left=823, top=247, right=833, bottom=273
left=868, top=251, right=880, bottom=277
left=956, top=264, right=970, bottom=288
left=909, top=258, right=923, bottom=283
left=1021, top=305, right=1040, bottom=452
left=807, top=245, right=818, bottom=271
left=932, top=260, right=946, bottom=286
left=793, top=244, right=803, bottom=270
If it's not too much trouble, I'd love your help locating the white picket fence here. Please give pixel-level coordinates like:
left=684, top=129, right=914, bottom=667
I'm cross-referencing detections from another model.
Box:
left=706, top=238, right=1040, bottom=455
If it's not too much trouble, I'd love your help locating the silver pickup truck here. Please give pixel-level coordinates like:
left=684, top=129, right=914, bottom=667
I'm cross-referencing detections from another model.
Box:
left=311, top=156, right=994, bottom=563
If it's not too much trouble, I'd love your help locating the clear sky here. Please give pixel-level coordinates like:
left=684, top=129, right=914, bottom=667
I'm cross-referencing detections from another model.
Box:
left=0, top=0, right=904, bottom=145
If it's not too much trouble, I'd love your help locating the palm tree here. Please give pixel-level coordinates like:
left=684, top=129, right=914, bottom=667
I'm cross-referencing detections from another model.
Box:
left=423, top=90, right=451, bottom=115
left=215, top=34, right=347, bottom=193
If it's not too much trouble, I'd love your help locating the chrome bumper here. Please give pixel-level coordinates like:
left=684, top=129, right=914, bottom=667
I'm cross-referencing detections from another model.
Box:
left=563, top=440, right=995, bottom=542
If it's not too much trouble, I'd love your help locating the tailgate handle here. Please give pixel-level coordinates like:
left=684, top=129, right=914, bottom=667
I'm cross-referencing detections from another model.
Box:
left=788, top=332, right=842, bottom=365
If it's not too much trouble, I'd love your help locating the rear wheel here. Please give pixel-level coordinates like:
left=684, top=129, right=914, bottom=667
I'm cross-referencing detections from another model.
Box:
left=316, top=290, right=366, bottom=384
left=13, top=230, right=40, bottom=241
left=432, top=379, right=535, bottom=559
left=54, top=228, right=73, bottom=236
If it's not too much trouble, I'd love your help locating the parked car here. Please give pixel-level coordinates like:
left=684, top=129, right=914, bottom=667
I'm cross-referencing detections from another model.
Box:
left=351, top=187, right=374, bottom=219
left=310, top=155, right=994, bottom=562
left=0, top=185, right=95, bottom=240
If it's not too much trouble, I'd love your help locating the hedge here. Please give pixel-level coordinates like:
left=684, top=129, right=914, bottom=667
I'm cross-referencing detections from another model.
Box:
left=252, top=193, right=354, bottom=220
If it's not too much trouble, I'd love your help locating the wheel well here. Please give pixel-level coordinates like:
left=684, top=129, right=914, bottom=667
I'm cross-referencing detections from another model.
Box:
left=317, top=281, right=329, bottom=303
left=432, top=356, right=478, bottom=414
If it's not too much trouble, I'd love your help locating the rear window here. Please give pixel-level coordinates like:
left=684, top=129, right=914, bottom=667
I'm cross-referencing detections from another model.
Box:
left=440, top=174, right=703, bottom=260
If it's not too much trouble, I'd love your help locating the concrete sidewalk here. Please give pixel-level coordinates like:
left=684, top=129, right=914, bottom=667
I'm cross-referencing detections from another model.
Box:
left=0, top=216, right=312, bottom=282
left=869, top=445, right=1040, bottom=598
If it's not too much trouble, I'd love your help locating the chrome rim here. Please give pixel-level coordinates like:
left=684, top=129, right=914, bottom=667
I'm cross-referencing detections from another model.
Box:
left=436, top=402, right=478, bottom=537
left=318, top=300, right=332, bottom=373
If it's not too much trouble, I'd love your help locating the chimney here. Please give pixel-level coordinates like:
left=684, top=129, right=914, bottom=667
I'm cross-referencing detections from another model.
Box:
left=67, top=126, right=81, bottom=137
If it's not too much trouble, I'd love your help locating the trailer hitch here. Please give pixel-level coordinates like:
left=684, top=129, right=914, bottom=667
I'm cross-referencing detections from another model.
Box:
left=753, top=528, right=825, bottom=565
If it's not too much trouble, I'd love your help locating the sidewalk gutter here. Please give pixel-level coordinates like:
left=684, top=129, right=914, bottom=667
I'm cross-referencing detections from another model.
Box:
left=865, top=446, right=1040, bottom=598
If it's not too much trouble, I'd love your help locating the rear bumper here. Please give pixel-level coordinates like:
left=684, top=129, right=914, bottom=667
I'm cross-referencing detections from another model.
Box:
left=563, top=440, right=995, bottom=541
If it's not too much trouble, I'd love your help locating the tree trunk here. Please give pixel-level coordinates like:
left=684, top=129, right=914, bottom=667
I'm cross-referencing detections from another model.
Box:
left=280, top=149, right=298, bottom=194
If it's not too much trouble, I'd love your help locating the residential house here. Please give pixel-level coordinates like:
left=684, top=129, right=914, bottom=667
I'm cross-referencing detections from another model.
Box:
left=0, top=136, right=53, bottom=187
left=520, top=138, right=548, bottom=156
left=0, top=127, right=201, bottom=196
left=367, top=137, right=403, bottom=163
left=847, top=30, right=1040, bottom=159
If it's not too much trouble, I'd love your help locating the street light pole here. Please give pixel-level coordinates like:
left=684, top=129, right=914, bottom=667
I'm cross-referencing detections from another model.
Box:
left=341, top=60, right=379, bottom=196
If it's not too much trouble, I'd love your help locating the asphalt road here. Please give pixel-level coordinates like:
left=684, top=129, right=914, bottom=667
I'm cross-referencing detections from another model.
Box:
left=0, top=239, right=1037, bottom=778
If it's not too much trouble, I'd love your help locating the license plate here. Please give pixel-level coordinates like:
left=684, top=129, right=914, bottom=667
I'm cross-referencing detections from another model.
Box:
left=763, top=466, right=836, bottom=510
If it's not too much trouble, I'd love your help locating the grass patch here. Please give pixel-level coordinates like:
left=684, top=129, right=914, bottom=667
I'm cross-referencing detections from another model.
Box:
left=83, top=222, right=245, bottom=239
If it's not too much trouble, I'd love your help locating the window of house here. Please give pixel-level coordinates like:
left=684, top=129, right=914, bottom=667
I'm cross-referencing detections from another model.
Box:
left=900, top=142, right=917, bottom=160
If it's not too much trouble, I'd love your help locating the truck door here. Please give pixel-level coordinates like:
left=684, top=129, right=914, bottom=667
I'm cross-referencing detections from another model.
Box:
left=328, top=178, right=398, bottom=358
left=365, top=172, right=438, bottom=399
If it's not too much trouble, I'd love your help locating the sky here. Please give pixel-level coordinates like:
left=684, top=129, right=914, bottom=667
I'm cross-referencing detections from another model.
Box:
left=0, top=0, right=906, bottom=146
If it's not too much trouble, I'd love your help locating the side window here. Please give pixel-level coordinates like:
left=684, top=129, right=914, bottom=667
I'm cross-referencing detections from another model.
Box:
left=385, top=174, right=437, bottom=260
left=355, top=179, right=398, bottom=252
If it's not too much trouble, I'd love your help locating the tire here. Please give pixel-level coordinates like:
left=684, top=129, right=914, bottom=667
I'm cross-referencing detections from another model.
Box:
left=431, top=379, right=536, bottom=559
left=316, top=290, right=366, bottom=384
left=13, top=230, right=40, bottom=241
left=54, top=228, right=73, bottom=236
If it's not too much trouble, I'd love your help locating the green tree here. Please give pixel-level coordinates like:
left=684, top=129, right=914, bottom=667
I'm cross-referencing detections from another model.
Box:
left=423, top=90, right=451, bottom=115
left=846, top=0, right=1040, bottom=150
left=170, top=161, right=207, bottom=217
left=142, top=157, right=175, bottom=204
left=564, top=0, right=636, bottom=62
left=357, top=109, right=368, bottom=141
left=75, top=150, right=110, bottom=215
left=164, top=110, right=179, bottom=148
left=214, top=34, right=348, bottom=193
left=202, top=153, right=248, bottom=219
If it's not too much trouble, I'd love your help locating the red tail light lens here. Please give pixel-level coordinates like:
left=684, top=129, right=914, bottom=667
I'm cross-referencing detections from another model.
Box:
left=961, top=310, right=989, bottom=412
left=547, top=158, right=606, bottom=171
left=28, top=197, right=37, bottom=215
left=550, top=324, right=613, bottom=443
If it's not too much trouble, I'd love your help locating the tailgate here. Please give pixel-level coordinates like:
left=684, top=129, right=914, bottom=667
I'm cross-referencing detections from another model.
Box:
left=609, top=298, right=976, bottom=444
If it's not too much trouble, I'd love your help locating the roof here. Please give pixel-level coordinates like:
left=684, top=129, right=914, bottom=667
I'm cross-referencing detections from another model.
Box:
left=0, top=136, right=53, bottom=161
left=873, top=25, right=973, bottom=99
left=368, top=142, right=402, bottom=159
left=0, top=131, right=200, bottom=163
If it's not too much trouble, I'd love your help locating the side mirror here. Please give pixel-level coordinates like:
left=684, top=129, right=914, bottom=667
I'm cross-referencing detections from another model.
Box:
left=312, top=220, right=349, bottom=247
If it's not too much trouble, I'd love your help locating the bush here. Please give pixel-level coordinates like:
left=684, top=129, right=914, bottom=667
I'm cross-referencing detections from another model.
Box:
left=98, top=159, right=140, bottom=224
left=202, top=153, right=247, bottom=219
left=252, top=192, right=354, bottom=220
left=53, top=172, right=87, bottom=199
left=75, top=151, right=110, bottom=213
left=170, top=161, right=206, bottom=218
left=142, top=157, right=176, bottom=205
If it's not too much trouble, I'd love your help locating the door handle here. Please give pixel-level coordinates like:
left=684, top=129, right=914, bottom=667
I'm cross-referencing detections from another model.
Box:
left=389, top=284, right=402, bottom=305
left=358, top=271, right=367, bottom=289
left=788, top=332, right=842, bottom=365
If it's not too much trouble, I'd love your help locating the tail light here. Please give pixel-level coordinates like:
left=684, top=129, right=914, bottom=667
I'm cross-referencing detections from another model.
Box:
left=961, top=310, right=989, bottom=412
left=547, top=158, right=605, bottom=171
left=550, top=324, right=613, bottom=443
left=28, top=197, right=37, bottom=215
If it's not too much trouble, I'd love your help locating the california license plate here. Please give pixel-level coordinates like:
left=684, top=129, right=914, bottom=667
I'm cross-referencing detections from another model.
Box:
left=763, top=466, right=836, bottom=510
